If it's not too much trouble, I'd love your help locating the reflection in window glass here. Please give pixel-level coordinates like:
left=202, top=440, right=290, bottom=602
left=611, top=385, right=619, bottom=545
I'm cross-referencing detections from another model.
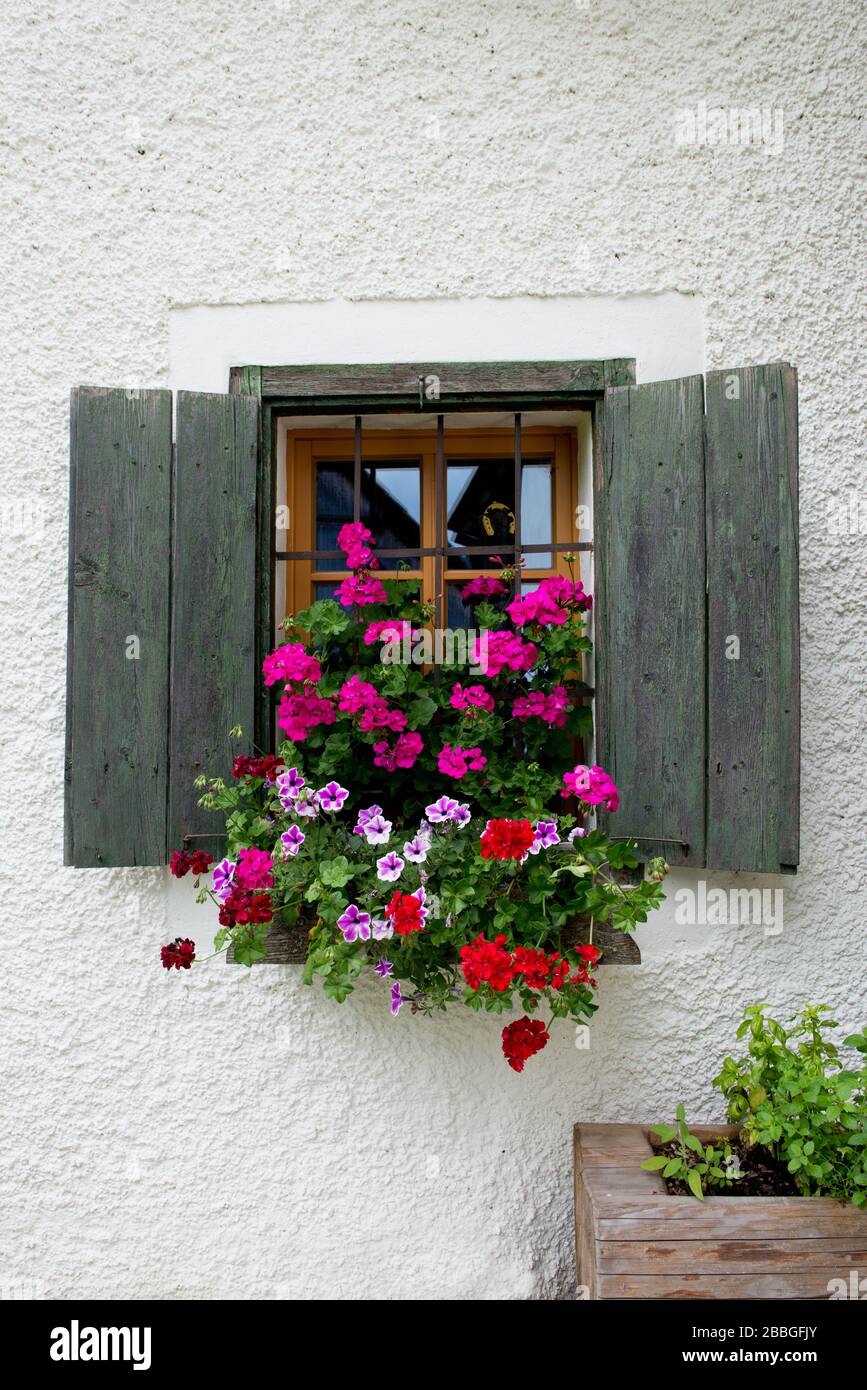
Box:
left=521, top=462, right=553, bottom=568
left=315, top=461, right=421, bottom=570
left=446, top=459, right=552, bottom=569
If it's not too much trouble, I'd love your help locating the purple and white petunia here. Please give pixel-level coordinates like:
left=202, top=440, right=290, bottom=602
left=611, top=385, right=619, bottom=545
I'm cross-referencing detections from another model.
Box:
left=371, top=918, right=394, bottom=940
left=530, top=819, right=560, bottom=853
left=451, top=802, right=471, bottom=828
left=567, top=826, right=587, bottom=842
left=410, top=885, right=429, bottom=923
left=353, top=804, right=384, bottom=836
left=374, top=958, right=394, bottom=978
left=362, top=814, right=392, bottom=845
left=316, top=781, right=349, bottom=812
left=403, top=834, right=429, bottom=864
left=275, top=768, right=305, bottom=807
left=390, top=981, right=404, bottom=1016
left=425, top=795, right=460, bottom=823
left=280, top=826, right=305, bottom=857
left=376, top=851, right=405, bottom=882
left=337, top=903, right=371, bottom=942
left=212, top=857, right=236, bottom=902
left=293, top=797, right=319, bottom=819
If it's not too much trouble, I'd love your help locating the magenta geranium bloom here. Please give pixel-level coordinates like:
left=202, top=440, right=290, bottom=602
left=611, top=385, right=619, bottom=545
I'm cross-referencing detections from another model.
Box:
left=316, top=781, right=349, bottom=812
left=337, top=904, right=371, bottom=942
left=235, top=846, right=274, bottom=892
left=562, top=764, right=619, bottom=812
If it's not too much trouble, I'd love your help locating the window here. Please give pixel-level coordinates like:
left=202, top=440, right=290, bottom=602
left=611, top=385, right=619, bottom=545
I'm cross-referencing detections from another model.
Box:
left=65, top=359, right=800, bottom=873
left=280, top=420, right=586, bottom=629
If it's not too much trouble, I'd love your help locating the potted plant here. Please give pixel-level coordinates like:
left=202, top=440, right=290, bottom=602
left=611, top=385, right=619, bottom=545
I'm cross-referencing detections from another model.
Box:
left=162, top=523, right=668, bottom=1072
left=574, top=1005, right=867, bottom=1298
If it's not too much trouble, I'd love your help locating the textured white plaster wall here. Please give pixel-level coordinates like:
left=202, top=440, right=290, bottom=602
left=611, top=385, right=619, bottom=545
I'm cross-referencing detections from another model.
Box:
left=0, top=0, right=864, bottom=1301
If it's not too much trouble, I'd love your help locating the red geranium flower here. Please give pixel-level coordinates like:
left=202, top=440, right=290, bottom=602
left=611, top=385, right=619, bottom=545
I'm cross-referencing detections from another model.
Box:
left=161, top=938, right=196, bottom=971
left=510, top=946, right=550, bottom=990
left=479, top=819, right=535, bottom=861
left=218, top=887, right=273, bottom=927
left=501, top=1016, right=550, bottom=1072
left=189, top=851, right=214, bottom=876
left=169, top=849, right=191, bottom=878
left=459, top=933, right=515, bottom=991
left=385, top=891, right=424, bottom=936
left=231, top=754, right=285, bottom=780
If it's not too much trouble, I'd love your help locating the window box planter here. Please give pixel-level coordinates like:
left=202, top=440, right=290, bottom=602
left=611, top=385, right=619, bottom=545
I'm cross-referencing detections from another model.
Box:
left=573, top=1123, right=867, bottom=1300
left=229, top=905, right=642, bottom=965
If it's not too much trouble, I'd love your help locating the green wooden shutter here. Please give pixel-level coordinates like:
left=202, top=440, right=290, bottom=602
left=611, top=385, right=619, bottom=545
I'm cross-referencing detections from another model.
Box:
left=65, top=388, right=261, bottom=867
left=65, top=388, right=173, bottom=866
left=594, top=376, right=707, bottom=867
left=705, top=364, right=799, bottom=872
left=167, top=392, right=259, bottom=855
left=595, top=363, right=799, bottom=873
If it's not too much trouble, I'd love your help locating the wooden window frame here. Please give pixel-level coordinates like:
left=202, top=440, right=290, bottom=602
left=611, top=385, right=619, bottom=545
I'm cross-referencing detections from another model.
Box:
left=283, top=425, right=580, bottom=621
left=228, top=359, right=636, bottom=744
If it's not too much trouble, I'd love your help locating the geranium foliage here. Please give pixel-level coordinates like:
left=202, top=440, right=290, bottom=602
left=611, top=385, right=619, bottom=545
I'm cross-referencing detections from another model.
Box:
left=164, top=524, right=668, bottom=1071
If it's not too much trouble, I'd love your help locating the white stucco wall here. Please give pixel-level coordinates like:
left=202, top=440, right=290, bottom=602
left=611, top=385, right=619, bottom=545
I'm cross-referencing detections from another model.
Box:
left=0, top=0, right=864, bottom=1301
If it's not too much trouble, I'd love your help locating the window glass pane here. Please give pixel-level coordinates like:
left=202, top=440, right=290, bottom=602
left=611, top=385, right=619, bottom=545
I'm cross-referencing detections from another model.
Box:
left=314, top=462, right=353, bottom=569
left=315, top=460, right=420, bottom=570
left=446, top=582, right=472, bottom=630
left=521, top=462, right=552, bottom=568
left=446, top=458, right=552, bottom=569
left=313, top=581, right=343, bottom=603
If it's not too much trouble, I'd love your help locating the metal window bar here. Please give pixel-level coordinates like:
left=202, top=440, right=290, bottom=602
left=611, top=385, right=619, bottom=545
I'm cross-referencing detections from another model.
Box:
left=512, top=411, right=522, bottom=598
left=279, top=410, right=592, bottom=568
left=353, top=415, right=362, bottom=524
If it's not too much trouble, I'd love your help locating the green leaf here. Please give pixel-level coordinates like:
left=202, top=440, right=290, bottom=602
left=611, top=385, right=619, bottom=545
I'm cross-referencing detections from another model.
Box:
left=663, top=1157, right=681, bottom=1178
left=687, top=1169, right=705, bottom=1201
left=408, top=693, right=438, bottom=727
left=319, top=856, right=356, bottom=888
left=641, top=1155, right=670, bottom=1171
left=649, top=1124, right=676, bottom=1143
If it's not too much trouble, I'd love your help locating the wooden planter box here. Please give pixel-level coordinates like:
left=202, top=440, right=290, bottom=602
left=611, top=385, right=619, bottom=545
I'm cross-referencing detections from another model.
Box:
left=574, top=1123, right=867, bottom=1300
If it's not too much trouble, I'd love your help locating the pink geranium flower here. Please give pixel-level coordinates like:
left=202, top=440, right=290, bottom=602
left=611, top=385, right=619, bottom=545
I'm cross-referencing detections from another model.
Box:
left=373, top=731, right=423, bottom=771
left=460, top=576, right=508, bottom=601
left=471, top=630, right=537, bottom=678
left=235, top=847, right=274, bottom=892
left=562, top=763, right=619, bottom=812
left=507, top=575, right=592, bottom=628
left=277, top=692, right=336, bottom=741
left=437, top=744, right=487, bottom=779
left=262, top=642, right=322, bottom=688
left=338, top=675, right=379, bottom=713
left=512, top=685, right=570, bottom=728
left=450, top=683, right=495, bottom=713
left=335, top=573, right=387, bottom=607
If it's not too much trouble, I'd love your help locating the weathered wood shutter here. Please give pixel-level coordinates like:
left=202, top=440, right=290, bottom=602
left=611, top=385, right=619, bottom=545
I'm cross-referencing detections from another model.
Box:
left=594, top=363, right=799, bottom=873
left=65, top=388, right=260, bottom=867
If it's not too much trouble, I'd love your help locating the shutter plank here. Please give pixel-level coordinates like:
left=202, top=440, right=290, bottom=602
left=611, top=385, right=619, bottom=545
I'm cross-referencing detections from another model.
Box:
left=168, top=392, right=259, bottom=853
left=595, top=377, right=707, bottom=866
left=705, top=364, right=799, bottom=871
left=65, top=387, right=172, bottom=866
